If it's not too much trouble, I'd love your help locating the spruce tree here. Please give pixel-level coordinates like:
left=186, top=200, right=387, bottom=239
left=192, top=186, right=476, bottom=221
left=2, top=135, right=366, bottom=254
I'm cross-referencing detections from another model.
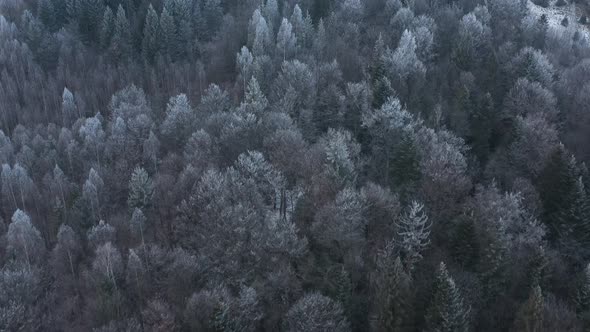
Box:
left=159, top=6, right=176, bottom=59
left=513, top=286, right=544, bottom=332
left=99, top=7, right=115, bottom=50
left=374, top=244, right=411, bottom=332
left=425, top=262, right=470, bottom=332
left=539, top=146, right=578, bottom=241
left=142, top=4, right=160, bottom=63
left=110, top=5, right=131, bottom=61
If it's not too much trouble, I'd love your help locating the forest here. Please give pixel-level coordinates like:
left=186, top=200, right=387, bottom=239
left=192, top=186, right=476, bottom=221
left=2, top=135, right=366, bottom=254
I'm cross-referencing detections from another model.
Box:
left=1, top=0, right=590, bottom=330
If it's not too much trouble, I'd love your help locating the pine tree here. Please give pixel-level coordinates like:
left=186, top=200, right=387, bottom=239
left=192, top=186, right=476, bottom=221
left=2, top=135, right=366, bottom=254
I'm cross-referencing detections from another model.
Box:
left=425, top=262, right=470, bottom=332
left=142, top=4, right=160, bottom=63
left=128, top=167, right=154, bottom=211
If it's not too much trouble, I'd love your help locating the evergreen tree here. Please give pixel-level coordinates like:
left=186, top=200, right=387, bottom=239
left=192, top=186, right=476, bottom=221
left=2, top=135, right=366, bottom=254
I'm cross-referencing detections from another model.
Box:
left=159, top=6, right=176, bottom=59
left=513, top=286, right=544, bottom=332
left=575, top=263, right=590, bottom=324
left=99, top=6, right=115, bottom=50
left=128, top=166, right=154, bottom=211
left=396, top=201, right=431, bottom=273
left=78, top=0, right=104, bottom=44
left=425, top=262, right=470, bottom=332
left=539, top=146, right=579, bottom=242
left=142, top=4, right=160, bottom=63
left=374, top=243, right=411, bottom=332
left=38, top=0, right=57, bottom=32
left=110, top=5, right=131, bottom=61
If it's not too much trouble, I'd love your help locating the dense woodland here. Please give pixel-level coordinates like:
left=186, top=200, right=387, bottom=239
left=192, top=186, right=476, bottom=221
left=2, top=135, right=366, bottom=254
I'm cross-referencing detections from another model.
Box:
left=3, top=0, right=590, bottom=330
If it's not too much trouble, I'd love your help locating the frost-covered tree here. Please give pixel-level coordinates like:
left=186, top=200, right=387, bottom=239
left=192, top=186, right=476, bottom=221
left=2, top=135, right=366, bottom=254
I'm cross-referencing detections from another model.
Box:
left=127, top=166, right=154, bottom=211
left=98, top=6, right=114, bottom=50
left=382, top=29, right=425, bottom=100
left=142, top=4, right=160, bottom=63
left=396, top=201, right=431, bottom=272
left=51, top=224, right=81, bottom=280
left=92, top=242, right=122, bottom=288
left=276, top=18, right=296, bottom=61
left=129, top=208, right=147, bottom=245
left=161, top=94, right=194, bottom=144
left=319, top=129, right=361, bottom=187
left=62, top=87, right=78, bottom=126
left=87, top=219, right=116, bottom=249
left=79, top=115, right=105, bottom=167
left=237, top=46, right=254, bottom=95
left=6, top=210, right=44, bottom=269
left=249, top=9, right=271, bottom=56
left=83, top=168, right=104, bottom=221
left=109, top=5, right=131, bottom=60
left=283, top=293, right=351, bottom=332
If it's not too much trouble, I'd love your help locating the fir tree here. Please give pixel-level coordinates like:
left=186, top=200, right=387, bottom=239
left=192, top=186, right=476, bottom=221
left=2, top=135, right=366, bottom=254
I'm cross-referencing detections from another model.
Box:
left=110, top=5, right=131, bottom=61
left=374, top=243, right=411, bottom=332
left=425, top=262, right=470, bottom=332
left=159, top=6, right=176, bottom=59
left=396, top=201, right=431, bottom=273
left=142, top=4, right=160, bottom=63
left=514, top=286, right=544, bottom=332
left=99, top=6, right=115, bottom=50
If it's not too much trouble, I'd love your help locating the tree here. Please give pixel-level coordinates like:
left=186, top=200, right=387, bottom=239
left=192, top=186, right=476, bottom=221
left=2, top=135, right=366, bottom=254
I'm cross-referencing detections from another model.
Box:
left=513, top=286, right=544, bottom=332
left=110, top=5, right=131, bottom=60
left=6, top=210, right=44, bottom=270
left=373, top=242, right=412, bottom=332
left=539, top=146, right=579, bottom=242
left=129, top=208, right=147, bottom=245
left=92, top=242, right=122, bottom=288
left=87, top=219, right=116, bottom=250
left=576, top=263, right=590, bottom=322
left=276, top=18, right=296, bottom=61
left=62, top=87, right=78, bottom=126
left=283, top=293, right=351, bottom=332
left=160, top=94, right=194, bottom=144
left=79, top=115, right=105, bottom=167
left=142, top=4, right=160, bottom=63
left=382, top=29, right=425, bottom=101
left=237, top=46, right=254, bottom=95
left=51, top=224, right=81, bottom=280
left=128, top=166, right=153, bottom=211
left=99, top=7, right=115, bottom=50
left=396, top=201, right=431, bottom=272
left=425, top=262, right=470, bottom=332
left=249, top=9, right=271, bottom=56
left=83, top=168, right=104, bottom=221
left=159, top=6, right=176, bottom=59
